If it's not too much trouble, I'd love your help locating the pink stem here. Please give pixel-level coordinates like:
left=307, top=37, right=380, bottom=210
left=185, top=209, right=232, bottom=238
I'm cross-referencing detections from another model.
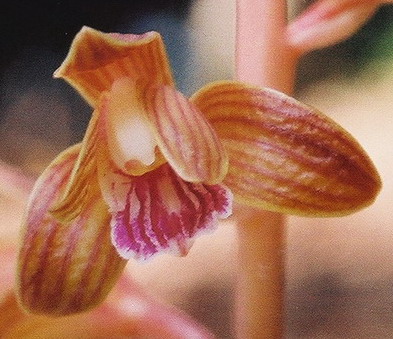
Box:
left=235, top=0, right=297, bottom=93
left=235, top=207, right=286, bottom=338
left=235, top=0, right=300, bottom=337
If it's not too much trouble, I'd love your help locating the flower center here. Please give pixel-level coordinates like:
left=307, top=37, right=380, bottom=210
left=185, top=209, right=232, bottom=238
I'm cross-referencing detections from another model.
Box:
left=106, top=78, right=163, bottom=176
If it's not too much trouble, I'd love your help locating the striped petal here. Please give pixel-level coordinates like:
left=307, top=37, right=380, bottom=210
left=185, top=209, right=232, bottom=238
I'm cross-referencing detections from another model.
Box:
left=17, top=145, right=127, bottom=316
left=54, top=26, right=174, bottom=107
left=192, top=81, right=381, bottom=217
left=99, top=163, right=232, bottom=261
left=145, top=85, right=228, bottom=184
left=50, top=99, right=102, bottom=222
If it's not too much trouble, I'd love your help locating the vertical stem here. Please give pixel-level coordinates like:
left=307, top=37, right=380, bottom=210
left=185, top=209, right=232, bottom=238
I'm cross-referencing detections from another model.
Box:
left=235, top=208, right=285, bottom=338
left=235, top=0, right=299, bottom=338
left=235, top=0, right=296, bottom=93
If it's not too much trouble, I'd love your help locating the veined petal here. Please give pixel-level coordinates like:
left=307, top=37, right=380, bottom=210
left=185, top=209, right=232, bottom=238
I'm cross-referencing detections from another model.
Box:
left=50, top=100, right=102, bottom=222
left=99, top=163, right=232, bottom=261
left=145, top=85, right=228, bottom=184
left=17, top=145, right=127, bottom=316
left=54, top=26, right=174, bottom=107
left=192, top=81, right=381, bottom=217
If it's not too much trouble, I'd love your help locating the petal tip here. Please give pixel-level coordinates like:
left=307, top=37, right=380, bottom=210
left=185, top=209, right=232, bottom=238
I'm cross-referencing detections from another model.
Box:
left=193, top=80, right=382, bottom=218
left=54, top=27, right=173, bottom=106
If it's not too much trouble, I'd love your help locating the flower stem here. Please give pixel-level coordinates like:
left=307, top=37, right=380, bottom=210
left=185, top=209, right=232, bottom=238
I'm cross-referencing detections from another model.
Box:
left=235, top=0, right=296, bottom=93
left=235, top=0, right=298, bottom=337
left=235, top=207, right=286, bottom=338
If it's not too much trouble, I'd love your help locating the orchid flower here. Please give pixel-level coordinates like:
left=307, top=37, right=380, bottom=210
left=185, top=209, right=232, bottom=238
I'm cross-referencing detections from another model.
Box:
left=287, top=0, right=393, bottom=55
left=17, top=26, right=381, bottom=316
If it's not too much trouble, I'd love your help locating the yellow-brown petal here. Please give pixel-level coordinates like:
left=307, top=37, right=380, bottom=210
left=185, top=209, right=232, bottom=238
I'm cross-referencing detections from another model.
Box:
left=54, top=26, right=174, bottom=107
left=50, top=97, right=103, bottom=222
left=192, top=81, right=381, bottom=217
left=17, top=145, right=127, bottom=316
left=145, top=85, right=228, bottom=184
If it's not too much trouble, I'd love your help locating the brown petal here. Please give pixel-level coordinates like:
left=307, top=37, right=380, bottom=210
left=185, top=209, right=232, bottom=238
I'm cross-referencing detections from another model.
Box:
left=192, top=81, right=381, bottom=217
left=50, top=99, right=102, bottom=222
left=145, top=85, right=228, bottom=184
left=17, top=145, right=127, bottom=315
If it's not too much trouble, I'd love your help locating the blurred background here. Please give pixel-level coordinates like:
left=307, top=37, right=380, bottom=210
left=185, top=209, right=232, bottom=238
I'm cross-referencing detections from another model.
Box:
left=1, top=0, right=393, bottom=337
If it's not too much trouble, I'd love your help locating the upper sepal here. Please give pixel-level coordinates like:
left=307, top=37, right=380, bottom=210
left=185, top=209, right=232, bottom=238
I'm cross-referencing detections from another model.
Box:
left=54, top=26, right=174, bottom=107
left=192, top=81, right=381, bottom=217
left=16, top=145, right=127, bottom=316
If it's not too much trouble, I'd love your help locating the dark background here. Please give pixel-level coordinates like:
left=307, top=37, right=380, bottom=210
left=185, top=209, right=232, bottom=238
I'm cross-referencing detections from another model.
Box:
left=1, top=1, right=392, bottom=150
left=1, top=1, right=392, bottom=86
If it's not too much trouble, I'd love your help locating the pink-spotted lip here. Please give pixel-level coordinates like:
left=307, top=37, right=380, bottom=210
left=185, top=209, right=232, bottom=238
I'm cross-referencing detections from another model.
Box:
left=104, top=163, right=232, bottom=261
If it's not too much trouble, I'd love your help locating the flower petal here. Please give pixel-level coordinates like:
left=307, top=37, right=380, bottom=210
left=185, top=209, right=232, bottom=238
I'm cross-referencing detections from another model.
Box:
left=99, top=163, right=232, bottom=260
left=192, top=81, right=381, bottom=217
left=50, top=100, right=102, bottom=222
left=54, top=26, right=174, bottom=107
left=17, top=145, right=127, bottom=315
left=287, top=0, right=378, bottom=54
left=145, top=85, right=228, bottom=184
